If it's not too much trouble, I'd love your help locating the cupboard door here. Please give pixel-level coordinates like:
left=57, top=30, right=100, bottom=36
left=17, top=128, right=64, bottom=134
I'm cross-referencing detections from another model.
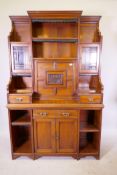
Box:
left=80, top=44, right=99, bottom=74
left=56, top=61, right=77, bottom=96
left=56, top=119, right=78, bottom=153
left=34, top=118, right=56, bottom=153
left=34, top=60, right=77, bottom=97
left=11, top=43, right=31, bottom=75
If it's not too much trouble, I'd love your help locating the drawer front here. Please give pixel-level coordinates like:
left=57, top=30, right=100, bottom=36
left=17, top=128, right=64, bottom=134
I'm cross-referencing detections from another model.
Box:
left=58, top=110, right=78, bottom=118
left=33, top=110, right=78, bottom=119
left=79, top=95, right=101, bottom=104
left=8, top=94, right=31, bottom=104
left=33, top=110, right=56, bottom=118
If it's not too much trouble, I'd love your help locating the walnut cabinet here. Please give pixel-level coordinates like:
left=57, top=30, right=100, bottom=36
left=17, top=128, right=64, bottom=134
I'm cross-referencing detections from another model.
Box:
left=7, top=11, right=104, bottom=160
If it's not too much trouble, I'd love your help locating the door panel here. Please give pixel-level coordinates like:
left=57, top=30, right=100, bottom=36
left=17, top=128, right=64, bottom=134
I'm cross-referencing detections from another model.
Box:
left=80, top=44, right=99, bottom=74
left=34, top=60, right=77, bottom=97
left=34, top=118, right=56, bottom=153
left=56, top=119, right=78, bottom=153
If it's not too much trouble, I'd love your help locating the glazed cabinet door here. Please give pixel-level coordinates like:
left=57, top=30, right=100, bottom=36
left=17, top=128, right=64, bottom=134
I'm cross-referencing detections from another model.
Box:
left=10, top=42, right=31, bottom=75
left=34, top=118, right=56, bottom=153
left=80, top=44, right=99, bottom=74
left=56, top=119, right=78, bottom=153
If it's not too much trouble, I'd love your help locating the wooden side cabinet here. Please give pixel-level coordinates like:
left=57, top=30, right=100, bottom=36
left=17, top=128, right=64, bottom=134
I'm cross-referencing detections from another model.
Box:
left=7, top=11, right=104, bottom=160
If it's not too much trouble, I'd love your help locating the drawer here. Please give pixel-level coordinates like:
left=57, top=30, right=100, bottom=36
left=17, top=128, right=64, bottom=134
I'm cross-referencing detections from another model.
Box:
left=79, top=95, right=102, bottom=104
left=58, top=110, right=78, bottom=118
left=33, top=110, right=79, bottom=119
left=8, top=94, right=32, bottom=104
left=33, top=110, right=56, bottom=118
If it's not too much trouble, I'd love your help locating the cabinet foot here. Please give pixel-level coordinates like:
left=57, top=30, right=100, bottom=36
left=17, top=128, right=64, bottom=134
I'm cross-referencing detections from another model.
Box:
left=12, top=155, right=20, bottom=160
left=72, top=155, right=78, bottom=160
left=95, top=155, right=100, bottom=160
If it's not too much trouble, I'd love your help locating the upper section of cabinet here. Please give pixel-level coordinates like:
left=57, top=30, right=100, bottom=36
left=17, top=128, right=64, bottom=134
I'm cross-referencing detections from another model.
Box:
left=9, top=11, right=102, bottom=96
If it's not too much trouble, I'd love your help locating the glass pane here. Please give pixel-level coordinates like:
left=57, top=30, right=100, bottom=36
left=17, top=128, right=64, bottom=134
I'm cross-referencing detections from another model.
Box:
left=81, top=47, right=97, bottom=71
left=13, top=46, right=31, bottom=70
left=47, top=74, right=63, bottom=85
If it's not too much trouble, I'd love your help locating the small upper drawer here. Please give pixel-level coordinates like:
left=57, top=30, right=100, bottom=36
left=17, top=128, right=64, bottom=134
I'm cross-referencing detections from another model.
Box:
left=33, top=110, right=56, bottom=118
left=79, top=95, right=102, bottom=104
left=8, top=94, right=32, bottom=104
left=58, top=110, right=78, bottom=118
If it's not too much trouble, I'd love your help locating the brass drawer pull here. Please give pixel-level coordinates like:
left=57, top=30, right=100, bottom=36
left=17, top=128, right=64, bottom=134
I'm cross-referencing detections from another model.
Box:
left=15, top=98, right=23, bottom=102
left=88, top=97, right=93, bottom=102
left=62, top=112, right=70, bottom=117
left=39, top=112, right=48, bottom=117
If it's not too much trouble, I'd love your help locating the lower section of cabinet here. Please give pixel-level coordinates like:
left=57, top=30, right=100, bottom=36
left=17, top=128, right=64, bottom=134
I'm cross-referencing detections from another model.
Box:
left=34, top=118, right=78, bottom=154
left=8, top=108, right=102, bottom=160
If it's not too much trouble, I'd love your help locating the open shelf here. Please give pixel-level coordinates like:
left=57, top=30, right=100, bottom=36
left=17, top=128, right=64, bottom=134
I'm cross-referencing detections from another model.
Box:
left=14, top=140, right=32, bottom=154
left=10, top=110, right=31, bottom=125
left=12, top=114, right=31, bottom=126
left=32, top=21, right=78, bottom=39
left=80, top=110, right=101, bottom=132
left=32, top=42, right=77, bottom=58
left=11, top=125, right=32, bottom=154
left=8, top=76, right=32, bottom=94
left=80, top=124, right=99, bottom=132
left=79, top=132, right=99, bottom=155
left=79, top=143, right=98, bottom=155
left=32, top=38, right=78, bottom=43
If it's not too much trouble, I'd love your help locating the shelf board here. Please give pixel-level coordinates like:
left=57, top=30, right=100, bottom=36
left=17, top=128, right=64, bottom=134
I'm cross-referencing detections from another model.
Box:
left=79, top=143, right=98, bottom=155
left=80, top=124, right=99, bottom=132
left=14, top=140, right=32, bottom=154
left=12, top=114, right=31, bottom=126
left=12, top=73, right=32, bottom=77
left=32, top=37, right=78, bottom=43
left=33, top=57, right=77, bottom=60
left=32, top=19, right=78, bottom=23
left=15, top=88, right=32, bottom=94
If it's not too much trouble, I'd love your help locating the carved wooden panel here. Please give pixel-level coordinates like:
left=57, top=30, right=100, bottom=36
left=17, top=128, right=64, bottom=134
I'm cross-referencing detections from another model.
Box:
left=47, top=73, right=63, bottom=85
left=46, top=71, right=66, bottom=87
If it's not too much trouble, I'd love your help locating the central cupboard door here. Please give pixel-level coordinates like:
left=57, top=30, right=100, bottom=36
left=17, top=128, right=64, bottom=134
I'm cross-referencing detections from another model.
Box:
left=34, top=118, right=78, bottom=154
left=34, top=60, right=77, bottom=98
left=34, top=118, right=56, bottom=153
left=56, top=119, right=78, bottom=153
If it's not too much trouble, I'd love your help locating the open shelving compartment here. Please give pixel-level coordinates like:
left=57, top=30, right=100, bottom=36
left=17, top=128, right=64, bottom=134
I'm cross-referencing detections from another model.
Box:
left=32, top=19, right=78, bottom=39
left=32, top=40, right=78, bottom=59
left=80, top=110, right=101, bottom=132
left=32, top=18, right=78, bottom=59
left=79, top=132, right=100, bottom=155
left=79, top=110, right=101, bottom=158
left=9, top=110, right=34, bottom=157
